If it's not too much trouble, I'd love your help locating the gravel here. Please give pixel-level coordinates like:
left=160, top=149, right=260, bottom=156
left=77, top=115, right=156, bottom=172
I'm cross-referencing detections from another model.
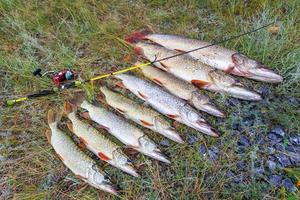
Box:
left=269, top=175, right=282, bottom=187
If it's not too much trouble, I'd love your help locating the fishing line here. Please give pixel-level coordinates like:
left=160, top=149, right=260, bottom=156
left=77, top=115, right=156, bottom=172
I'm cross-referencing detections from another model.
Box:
left=2, top=21, right=275, bottom=107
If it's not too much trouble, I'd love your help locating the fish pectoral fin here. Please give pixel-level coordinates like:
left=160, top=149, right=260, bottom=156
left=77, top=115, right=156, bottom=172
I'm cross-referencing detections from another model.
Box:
left=138, top=91, right=147, bottom=100
left=97, top=93, right=106, bottom=102
left=56, top=153, right=64, bottom=161
left=224, top=66, right=235, bottom=73
left=66, top=121, right=74, bottom=132
left=116, top=107, right=126, bottom=114
left=95, top=124, right=110, bottom=131
left=140, top=119, right=154, bottom=126
left=160, top=62, right=169, bottom=70
left=80, top=111, right=91, bottom=120
left=98, top=152, right=111, bottom=161
left=167, top=114, right=178, bottom=119
left=45, top=129, right=52, bottom=143
left=76, top=174, right=87, bottom=181
left=191, top=80, right=210, bottom=88
left=115, top=81, right=125, bottom=89
left=79, top=137, right=88, bottom=149
left=152, top=78, right=163, bottom=86
left=174, top=48, right=185, bottom=53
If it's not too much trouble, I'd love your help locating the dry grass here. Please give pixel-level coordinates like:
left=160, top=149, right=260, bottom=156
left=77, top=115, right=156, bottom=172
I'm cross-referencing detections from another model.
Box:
left=0, top=0, right=299, bottom=199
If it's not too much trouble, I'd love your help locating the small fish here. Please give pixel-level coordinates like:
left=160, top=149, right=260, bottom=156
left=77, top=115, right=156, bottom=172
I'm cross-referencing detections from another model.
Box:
left=114, top=74, right=219, bottom=137
left=69, top=96, right=170, bottom=164
left=64, top=102, right=139, bottom=177
left=46, top=109, right=118, bottom=196
left=140, top=65, right=225, bottom=118
left=99, top=86, right=183, bottom=143
left=125, top=30, right=283, bottom=83
left=127, top=41, right=262, bottom=101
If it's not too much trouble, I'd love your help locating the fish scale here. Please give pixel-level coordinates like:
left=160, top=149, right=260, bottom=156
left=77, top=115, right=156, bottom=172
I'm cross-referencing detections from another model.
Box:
left=115, top=74, right=219, bottom=137
left=47, top=110, right=117, bottom=195
left=65, top=106, right=139, bottom=177
left=76, top=100, right=170, bottom=163
left=99, top=86, right=183, bottom=143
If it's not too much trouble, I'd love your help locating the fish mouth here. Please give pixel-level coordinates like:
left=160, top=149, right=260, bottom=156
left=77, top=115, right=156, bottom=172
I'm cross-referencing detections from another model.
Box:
left=98, top=183, right=119, bottom=196
left=246, top=67, right=283, bottom=83
left=161, top=128, right=184, bottom=144
left=192, top=120, right=219, bottom=137
left=139, top=148, right=171, bottom=164
left=194, top=102, right=225, bottom=118
left=223, top=85, right=262, bottom=101
left=118, top=164, right=140, bottom=177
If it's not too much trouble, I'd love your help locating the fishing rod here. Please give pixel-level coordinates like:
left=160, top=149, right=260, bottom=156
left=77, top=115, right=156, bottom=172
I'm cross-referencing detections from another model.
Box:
left=2, top=21, right=275, bottom=107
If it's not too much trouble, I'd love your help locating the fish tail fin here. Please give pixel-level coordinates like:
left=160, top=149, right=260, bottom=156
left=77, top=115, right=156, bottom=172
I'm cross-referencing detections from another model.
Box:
left=64, top=102, right=76, bottom=114
left=69, top=94, right=85, bottom=107
left=47, top=109, right=60, bottom=125
left=125, top=29, right=152, bottom=44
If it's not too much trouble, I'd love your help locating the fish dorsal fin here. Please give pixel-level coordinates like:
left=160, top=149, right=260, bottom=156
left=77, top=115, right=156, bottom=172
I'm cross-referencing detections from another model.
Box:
left=45, top=129, right=52, bottom=143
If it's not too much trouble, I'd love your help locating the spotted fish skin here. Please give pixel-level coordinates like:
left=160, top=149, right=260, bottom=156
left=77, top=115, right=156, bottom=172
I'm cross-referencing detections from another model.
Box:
left=46, top=109, right=118, bottom=195
left=64, top=103, right=139, bottom=177
left=132, top=42, right=262, bottom=101
left=115, top=74, right=219, bottom=137
left=126, top=31, right=283, bottom=83
left=99, top=86, right=183, bottom=143
left=74, top=100, right=170, bottom=164
left=140, top=65, right=225, bottom=118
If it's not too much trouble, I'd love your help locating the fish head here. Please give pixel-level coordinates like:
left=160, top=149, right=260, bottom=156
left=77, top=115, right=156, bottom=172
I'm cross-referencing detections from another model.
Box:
left=154, top=117, right=184, bottom=144
left=112, top=149, right=140, bottom=177
left=231, top=53, right=283, bottom=83
left=135, top=42, right=164, bottom=62
left=87, top=165, right=118, bottom=195
left=179, top=104, right=219, bottom=137
left=190, top=91, right=225, bottom=118
left=138, top=135, right=156, bottom=152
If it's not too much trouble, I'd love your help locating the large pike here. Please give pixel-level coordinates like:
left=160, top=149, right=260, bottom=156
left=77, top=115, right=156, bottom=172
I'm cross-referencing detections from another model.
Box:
left=126, top=41, right=262, bottom=101
left=126, top=31, right=283, bottom=83
left=64, top=102, right=139, bottom=177
left=114, top=74, right=219, bottom=137
left=99, top=86, right=183, bottom=143
left=70, top=96, right=170, bottom=164
left=140, top=65, right=225, bottom=118
left=46, top=109, right=118, bottom=195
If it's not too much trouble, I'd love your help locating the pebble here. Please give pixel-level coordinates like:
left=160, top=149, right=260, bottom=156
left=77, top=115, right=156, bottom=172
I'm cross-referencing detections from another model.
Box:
left=275, top=154, right=291, bottom=167
left=266, top=160, right=277, bottom=170
left=286, top=145, right=297, bottom=153
left=198, top=144, right=206, bottom=155
left=288, top=152, right=300, bottom=165
left=187, top=134, right=198, bottom=145
left=271, top=127, right=285, bottom=137
left=255, top=167, right=265, bottom=175
left=282, top=178, right=296, bottom=192
left=243, top=116, right=254, bottom=127
left=160, top=139, right=170, bottom=147
left=274, top=143, right=285, bottom=151
left=267, top=147, right=275, bottom=154
left=269, top=175, right=282, bottom=187
left=226, top=98, right=241, bottom=106
left=258, top=85, right=270, bottom=97
left=287, top=97, right=299, bottom=107
left=208, top=146, right=219, bottom=161
left=289, top=136, right=300, bottom=146
left=238, top=136, right=250, bottom=147
left=236, top=161, right=247, bottom=171
left=268, top=133, right=282, bottom=144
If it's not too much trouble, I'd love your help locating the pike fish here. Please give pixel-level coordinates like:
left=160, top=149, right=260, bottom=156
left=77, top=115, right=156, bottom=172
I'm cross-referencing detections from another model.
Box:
left=126, top=31, right=283, bottom=83
left=99, top=86, right=183, bottom=143
left=127, top=41, right=262, bottom=101
left=64, top=102, right=139, bottom=177
left=70, top=96, right=170, bottom=164
left=140, top=65, right=225, bottom=118
left=46, top=109, right=118, bottom=195
left=114, top=74, right=219, bottom=137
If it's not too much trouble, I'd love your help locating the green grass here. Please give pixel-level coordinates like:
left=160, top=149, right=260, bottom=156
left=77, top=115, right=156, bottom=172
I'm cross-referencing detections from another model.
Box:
left=0, top=0, right=299, bottom=199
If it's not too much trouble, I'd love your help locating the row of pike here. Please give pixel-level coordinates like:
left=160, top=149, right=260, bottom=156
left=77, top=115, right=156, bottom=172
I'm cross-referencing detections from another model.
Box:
left=46, top=31, right=283, bottom=195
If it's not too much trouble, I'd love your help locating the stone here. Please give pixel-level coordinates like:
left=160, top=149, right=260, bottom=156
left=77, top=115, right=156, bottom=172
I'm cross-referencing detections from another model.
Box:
left=160, top=139, right=170, bottom=147
left=268, top=133, right=282, bottom=144
left=238, top=136, right=250, bottom=147
left=255, top=167, right=265, bottom=174
left=282, top=178, right=296, bottom=192
left=289, top=136, right=300, bottom=146
left=258, top=85, right=270, bottom=97
left=187, top=134, right=198, bottom=145
left=266, top=160, right=277, bottom=170
left=274, top=143, right=285, bottom=151
left=271, top=127, right=285, bottom=137
left=269, top=175, right=282, bottom=187
left=208, top=147, right=219, bottom=161
left=275, top=154, right=291, bottom=167
left=198, top=144, right=206, bottom=155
